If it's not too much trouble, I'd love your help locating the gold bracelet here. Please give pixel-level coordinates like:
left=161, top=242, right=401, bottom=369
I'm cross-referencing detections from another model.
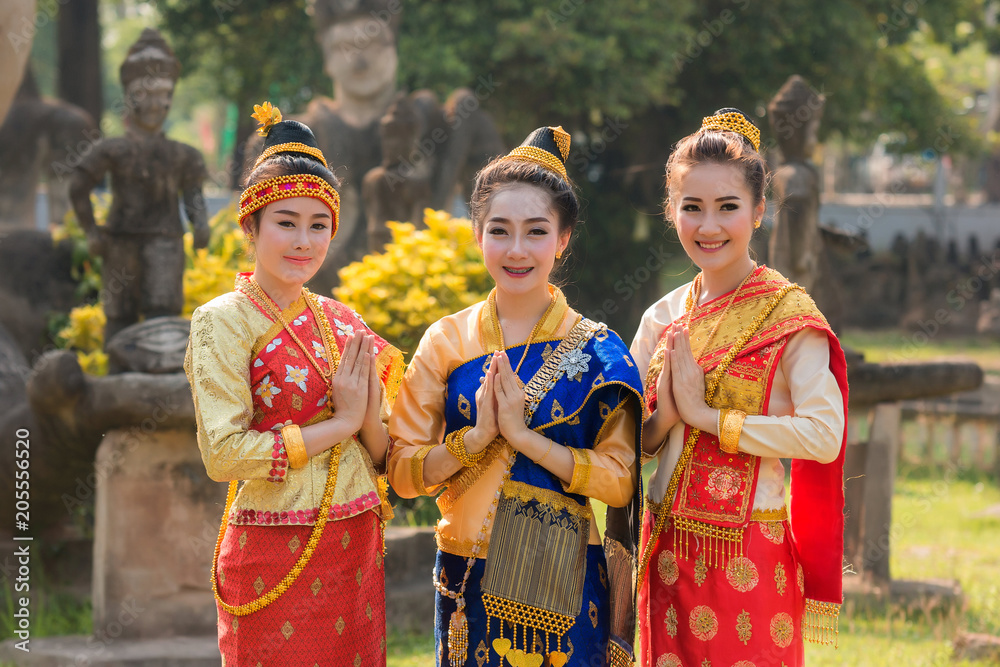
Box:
left=717, top=408, right=728, bottom=440
left=533, top=439, right=554, bottom=465
left=445, top=426, right=483, bottom=467
left=281, top=425, right=309, bottom=469
left=720, top=409, right=747, bottom=454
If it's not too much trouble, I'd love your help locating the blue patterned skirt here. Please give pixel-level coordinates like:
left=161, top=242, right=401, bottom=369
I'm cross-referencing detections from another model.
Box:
left=434, top=545, right=610, bottom=667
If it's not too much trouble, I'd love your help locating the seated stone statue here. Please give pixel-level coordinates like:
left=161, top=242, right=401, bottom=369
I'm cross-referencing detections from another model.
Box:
left=69, top=28, right=209, bottom=345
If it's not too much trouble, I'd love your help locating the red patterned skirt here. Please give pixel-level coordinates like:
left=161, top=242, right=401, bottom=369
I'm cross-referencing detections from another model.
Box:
left=216, top=510, right=386, bottom=666
left=637, top=510, right=804, bottom=667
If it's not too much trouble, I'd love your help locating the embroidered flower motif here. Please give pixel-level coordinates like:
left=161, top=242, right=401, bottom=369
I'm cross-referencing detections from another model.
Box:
left=284, top=364, right=309, bottom=392
left=689, top=605, right=719, bottom=641
left=655, top=654, right=682, bottom=667
left=335, top=318, right=354, bottom=337
left=796, top=563, right=805, bottom=595
left=312, top=340, right=327, bottom=360
left=725, top=556, right=760, bottom=593
left=265, top=337, right=283, bottom=354
left=657, top=550, right=679, bottom=586
left=255, top=374, right=280, bottom=407
left=759, top=521, right=785, bottom=544
left=770, top=612, right=794, bottom=648
left=253, top=358, right=264, bottom=368
left=774, top=562, right=787, bottom=596
left=706, top=468, right=741, bottom=501
left=292, top=314, right=307, bottom=326
left=663, top=605, right=678, bottom=638
left=736, top=609, right=752, bottom=645
left=557, top=348, right=591, bottom=379
left=732, top=662, right=756, bottom=667
left=694, top=552, right=708, bottom=587
left=271, top=419, right=292, bottom=431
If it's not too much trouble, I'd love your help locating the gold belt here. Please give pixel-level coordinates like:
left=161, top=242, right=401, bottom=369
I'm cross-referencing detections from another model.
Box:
left=644, top=495, right=787, bottom=522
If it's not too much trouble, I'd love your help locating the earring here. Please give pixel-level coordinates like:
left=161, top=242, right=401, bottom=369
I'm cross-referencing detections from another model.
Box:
left=753, top=219, right=761, bottom=229
left=556, top=250, right=563, bottom=260
left=247, top=232, right=254, bottom=242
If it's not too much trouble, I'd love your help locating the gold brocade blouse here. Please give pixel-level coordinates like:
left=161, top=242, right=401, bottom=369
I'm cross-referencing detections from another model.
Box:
left=387, top=286, right=638, bottom=558
left=184, top=290, right=390, bottom=525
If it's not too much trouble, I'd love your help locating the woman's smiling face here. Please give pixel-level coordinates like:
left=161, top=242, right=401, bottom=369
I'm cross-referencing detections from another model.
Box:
left=476, top=183, right=570, bottom=299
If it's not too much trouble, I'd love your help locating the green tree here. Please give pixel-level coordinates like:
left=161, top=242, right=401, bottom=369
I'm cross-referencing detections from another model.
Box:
left=155, top=0, right=329, bottom=185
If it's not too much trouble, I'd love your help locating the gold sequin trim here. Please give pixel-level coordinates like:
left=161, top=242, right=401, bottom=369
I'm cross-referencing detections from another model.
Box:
left=700, top=111, right=761, bottom=151
left=565, top=447, right=592, bottom=495
left=502, top=145, right=568, bottom=180
left=502, top=480, right=592, bottom=519
left=238, top=174, right=340, bottom=232
left=410, top=445, right=436, bottom=495
left=254, top=141, right=329, bottom=168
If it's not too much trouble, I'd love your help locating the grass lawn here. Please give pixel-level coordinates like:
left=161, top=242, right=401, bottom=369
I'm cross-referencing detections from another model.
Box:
left=840, top=329, right=1000, bottom=376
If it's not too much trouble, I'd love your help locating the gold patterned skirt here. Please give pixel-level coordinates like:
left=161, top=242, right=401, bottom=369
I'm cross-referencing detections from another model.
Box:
left=216, top=510, right=386, bottom=666
left=637, top=510, right=804, bottom=667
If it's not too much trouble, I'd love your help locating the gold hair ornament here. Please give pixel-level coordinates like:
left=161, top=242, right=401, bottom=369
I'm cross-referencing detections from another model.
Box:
left=251, top=101, right=282, bottom=137
left=501, top=126, right=571, bottom=180
left=254, top=142, right=329, bottom=169
left=700, top=111, right=761, bottom=152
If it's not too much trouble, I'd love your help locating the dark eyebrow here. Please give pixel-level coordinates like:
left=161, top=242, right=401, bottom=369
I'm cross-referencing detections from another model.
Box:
left=486, top=217, right=553, bottom=224
left=680, top=196, right=741, bottom=202
left=273, top=209, right=331, bottom=219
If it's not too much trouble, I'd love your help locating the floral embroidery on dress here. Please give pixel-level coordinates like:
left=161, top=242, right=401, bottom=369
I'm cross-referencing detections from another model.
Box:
left=706, top=468, right=741, bottom=501
left=658, top=550, right=679, bottom=585
left=759, top=521, right=785, bottom=544
left=311, top=340, right=327, bottom=360
left=689, top=605, right=719, bottom=641
left=655, top=654, right=682, bottom=667
left=769, top=612, right=794, bottom=648
left=664, top=605, right=678, bottom=638
left=284, top=364, right=309, bottom=392
left=725, top=556, right=760, bottom=593
left=335, top=318, right=354, bottom=337
left=774, top=562, right=787, bottom=596
left=255, top=374, right=280, bottom=407
left=292, top=314, right=307, bottom=326
left=271, top=419, right=292, bottom=431
left=736, top=609, right=752, bottom=645
left=694, top=552, right=708, bottom=587
left=265, top=337, right=283, bottom=353
left=557, top=348, right=591, bottom=380
left=267, top=434, right=287, bottom=483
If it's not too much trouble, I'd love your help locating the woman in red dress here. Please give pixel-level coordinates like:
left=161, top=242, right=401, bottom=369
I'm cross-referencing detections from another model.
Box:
left=632, top=109, right=848, bottom=666
left=185, top=103, right=403, bottom=665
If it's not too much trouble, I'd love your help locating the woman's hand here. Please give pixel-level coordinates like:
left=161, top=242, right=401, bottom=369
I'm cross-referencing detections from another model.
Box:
left=361, top=343, right=383, bottom=431
left=328, top=332, right=370, bottom=434
left=669, top=322, right=717, bottom=434
left=493, top=351, right=531, bottom=449
left=642, top=335, right=681, bottom=454
left=463, top=352, right=500, bottom=455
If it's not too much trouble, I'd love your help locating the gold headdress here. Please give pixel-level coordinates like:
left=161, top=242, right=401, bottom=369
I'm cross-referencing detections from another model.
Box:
left=700, top=109, right=761, bottom=152
left=240, top=102, right=339, bottom=235
left=501, top=126, right=571, bottom=180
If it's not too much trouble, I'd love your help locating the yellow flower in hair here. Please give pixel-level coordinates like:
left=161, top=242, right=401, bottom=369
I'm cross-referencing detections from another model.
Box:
left=251, top=101, right=283, bottom=136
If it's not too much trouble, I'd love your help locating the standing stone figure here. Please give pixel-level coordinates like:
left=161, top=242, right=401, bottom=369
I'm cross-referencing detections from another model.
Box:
left=766, top=75, right=843, bottom=330
left=767, top=75, right=824, bottom=293
left=69, top=29, right=209, bottom=345
left=362, top=93, right=433, bottom=251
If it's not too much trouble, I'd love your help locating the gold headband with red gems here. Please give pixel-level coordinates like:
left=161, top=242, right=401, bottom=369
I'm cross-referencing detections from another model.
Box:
left=238, top=174, right=341, bottom=237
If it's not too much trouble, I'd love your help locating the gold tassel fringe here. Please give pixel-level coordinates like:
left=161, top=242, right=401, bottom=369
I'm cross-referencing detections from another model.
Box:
left=803, top=599, right=840, bottom=647
left=671, top=515, right=744, bottom=568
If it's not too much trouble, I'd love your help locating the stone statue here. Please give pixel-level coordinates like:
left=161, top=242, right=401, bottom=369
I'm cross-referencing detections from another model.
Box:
left=766, top=75, right=843, bottom=330
left=0, top=0, right=35, bottom=124
left=362, top=92, right=433, bottom=251
left=767, top=75, right=824, bottom=292
left=0, top=68, right=98, bottom=228
left=283, top=0, right=502, bottom=292
left=69, top=29, right=209, bottom=345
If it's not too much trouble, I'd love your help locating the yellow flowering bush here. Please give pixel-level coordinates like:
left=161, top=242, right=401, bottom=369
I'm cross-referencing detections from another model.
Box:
left=55, top=304, right=108, bottom=375
left=335, top=209, right=491, bottom=356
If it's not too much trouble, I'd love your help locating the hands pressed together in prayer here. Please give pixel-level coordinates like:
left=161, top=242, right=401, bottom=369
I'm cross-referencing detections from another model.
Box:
left=305, top=332, right=388, bottom=464
left=642, top=322, right=720, bottom=455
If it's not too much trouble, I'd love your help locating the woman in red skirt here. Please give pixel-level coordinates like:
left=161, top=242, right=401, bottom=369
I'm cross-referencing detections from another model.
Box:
left=185, top=103, right=403, bottom=665
left=631, top=109, right=848, bottom=666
